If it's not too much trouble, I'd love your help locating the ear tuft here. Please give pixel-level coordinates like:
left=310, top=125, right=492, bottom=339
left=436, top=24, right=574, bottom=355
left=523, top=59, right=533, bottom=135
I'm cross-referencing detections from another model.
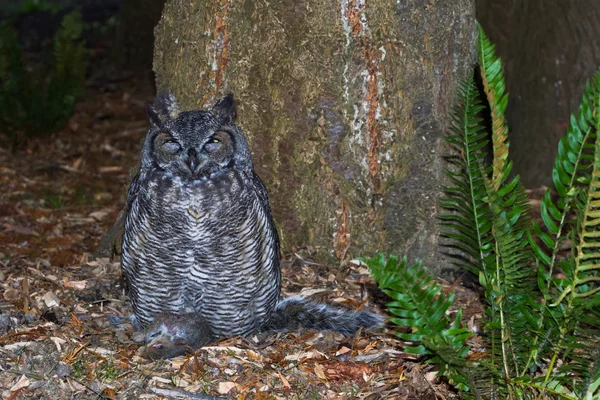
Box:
left=147, top=104, right=161, bottom=127
left=212, top=93, right=236, bottom=124
left=148, top=91, right=180, bottom=126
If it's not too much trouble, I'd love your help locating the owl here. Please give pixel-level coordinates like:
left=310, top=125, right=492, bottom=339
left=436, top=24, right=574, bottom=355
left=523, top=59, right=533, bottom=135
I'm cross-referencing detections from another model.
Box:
left=121, top=92, right=281, bottom=338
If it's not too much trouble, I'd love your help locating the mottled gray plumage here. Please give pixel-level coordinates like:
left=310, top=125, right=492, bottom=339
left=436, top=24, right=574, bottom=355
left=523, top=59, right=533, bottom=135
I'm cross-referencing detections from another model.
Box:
left=120, top=93, right=383, bottom=357
left=121, top=92, right=281, bottom=338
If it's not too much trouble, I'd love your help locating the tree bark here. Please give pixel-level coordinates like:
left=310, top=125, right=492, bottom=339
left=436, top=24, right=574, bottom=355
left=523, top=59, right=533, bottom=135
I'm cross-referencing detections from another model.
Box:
left=476, top=0, right=600, bottom=188
left=142, top=0, right=477, bottom=277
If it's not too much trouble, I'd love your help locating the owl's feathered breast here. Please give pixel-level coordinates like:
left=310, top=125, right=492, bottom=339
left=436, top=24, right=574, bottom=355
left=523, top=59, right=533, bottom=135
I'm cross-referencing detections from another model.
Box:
left=121, top=92, right=281, bottom=337
left=122, top=168, right=281, bottom=335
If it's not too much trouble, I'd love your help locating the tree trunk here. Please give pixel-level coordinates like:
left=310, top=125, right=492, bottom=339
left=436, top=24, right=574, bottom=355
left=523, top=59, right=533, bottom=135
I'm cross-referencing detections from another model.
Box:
left=144, top=0, right=477, bottom=277
left=477, top=0, right=600, bottom=188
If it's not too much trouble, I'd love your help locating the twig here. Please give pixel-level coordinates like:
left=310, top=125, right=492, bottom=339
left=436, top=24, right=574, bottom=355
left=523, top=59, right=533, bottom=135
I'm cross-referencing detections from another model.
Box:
left=27, top=267, right=61, bottom=286
left=149, top=386, right=226, bottom=400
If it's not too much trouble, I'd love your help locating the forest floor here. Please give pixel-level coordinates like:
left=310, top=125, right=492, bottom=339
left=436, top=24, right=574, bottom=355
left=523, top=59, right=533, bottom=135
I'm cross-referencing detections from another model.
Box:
left=0, top=78, right=506, bottom=399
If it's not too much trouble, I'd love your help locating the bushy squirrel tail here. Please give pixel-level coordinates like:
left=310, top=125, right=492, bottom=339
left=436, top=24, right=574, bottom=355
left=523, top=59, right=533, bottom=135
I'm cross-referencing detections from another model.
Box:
left=263, top=296, right=384, bottom=336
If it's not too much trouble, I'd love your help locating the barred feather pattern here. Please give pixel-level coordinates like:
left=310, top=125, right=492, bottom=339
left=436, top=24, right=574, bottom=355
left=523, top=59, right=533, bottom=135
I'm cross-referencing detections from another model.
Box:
left=122, top=169, right=281, bottom=338
left=121, top=95, right=281, bottom=339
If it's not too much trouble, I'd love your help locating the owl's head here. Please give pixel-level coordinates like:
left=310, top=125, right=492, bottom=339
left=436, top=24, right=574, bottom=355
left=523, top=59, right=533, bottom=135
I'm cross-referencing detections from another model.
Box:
left=141, top=92, right=253, bottom=179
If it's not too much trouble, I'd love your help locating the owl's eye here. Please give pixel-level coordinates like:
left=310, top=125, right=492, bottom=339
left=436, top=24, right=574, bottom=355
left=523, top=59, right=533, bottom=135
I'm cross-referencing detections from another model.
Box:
left=162, top=138, right=181, bottom=152
left=204, top=136, right=223, bottom=152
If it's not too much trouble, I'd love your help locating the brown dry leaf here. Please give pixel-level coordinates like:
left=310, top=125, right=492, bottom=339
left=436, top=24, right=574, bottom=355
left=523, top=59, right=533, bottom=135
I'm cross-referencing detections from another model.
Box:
left=335, top=346, right=352, bottom=356
left=277, top=371, right=291, bottom=390
left=50, top=337, right=67, bottom=352
left=98, top=166, right=123, bottom=174
left=364, top=341, right=377, bottom=352
left=63, top=280, right=88, bottom=290
left=285, top=349, right=324, bottom=362
left=70, top=157, right=84, bottom=171
left=322, top=361, right=373, bottom=381
left=2, top=223, right=38, bottom=236
left=299, top=287, right=329, bottom=297
left=88, top=210, right=110, bottom=221
left=9, top=374, right=30, bottom=393
left=3, top=288, right=22, bottom=302
left=314, top=362, right=327, bottom=380
left=424, top=371, right=437, bottom=383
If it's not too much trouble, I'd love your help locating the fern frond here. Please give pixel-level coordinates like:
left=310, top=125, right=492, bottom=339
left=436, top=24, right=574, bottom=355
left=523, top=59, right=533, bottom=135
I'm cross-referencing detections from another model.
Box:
left=440, top=78, right=493, bottom=276
left=523, top=70, right=600, bottom=396
left=529, top=76, right=599, bottom=294
left=477, top=22, right=509, bottom=189
left=522, top=72, right=600, bottom=384
left=481, top=169, right=538, bottom=384
left=363, top=254, right=473, bottom=392
left=557, top=87, right=600, bottom=303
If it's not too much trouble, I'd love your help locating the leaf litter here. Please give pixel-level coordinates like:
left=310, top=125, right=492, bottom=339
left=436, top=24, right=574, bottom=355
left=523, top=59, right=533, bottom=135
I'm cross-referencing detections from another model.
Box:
left=0, top=79, right=516, bottom=399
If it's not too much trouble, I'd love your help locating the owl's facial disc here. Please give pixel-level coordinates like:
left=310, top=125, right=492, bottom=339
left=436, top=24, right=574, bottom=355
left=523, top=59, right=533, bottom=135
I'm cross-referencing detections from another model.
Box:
left=180, top=130, right=234, bottom=178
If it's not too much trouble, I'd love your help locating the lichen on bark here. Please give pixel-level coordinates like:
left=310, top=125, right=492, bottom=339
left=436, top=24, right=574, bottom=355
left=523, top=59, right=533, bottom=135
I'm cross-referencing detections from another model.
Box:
left=153, top=0, right=476, bottom=277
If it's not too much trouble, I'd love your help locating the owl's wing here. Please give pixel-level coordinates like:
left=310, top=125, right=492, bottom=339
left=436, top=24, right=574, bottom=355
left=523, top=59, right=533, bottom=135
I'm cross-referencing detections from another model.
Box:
left=125, top=171, right=142, bottom=212
left=251, top=172, right=281, bottom=262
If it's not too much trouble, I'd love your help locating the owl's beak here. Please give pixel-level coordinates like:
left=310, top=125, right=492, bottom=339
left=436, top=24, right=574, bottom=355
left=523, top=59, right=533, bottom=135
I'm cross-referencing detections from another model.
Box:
left=186, top=148, right=202, bottom=174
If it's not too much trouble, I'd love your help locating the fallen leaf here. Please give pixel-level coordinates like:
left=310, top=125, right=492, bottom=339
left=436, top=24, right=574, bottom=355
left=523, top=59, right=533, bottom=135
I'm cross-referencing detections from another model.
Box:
left=50, top=337, right=67, bottom=352
left=314, top=362, right=327, bottom=380
left=336, top=346, right=352, bottom=356
left=364, top=341, right=377, bottom=352
left=64, top=280, right=88, bottom=290
left=299, top=287, right=329, bottom=297
left=89, top=210, right=110, bottom=221
left=2, top=223, right=38, bottom=236
left=98, top=166, right=123, bottom=174
left=42, top=291, right=60, bottom=308
left=278, top=371, right=291, bottom=390
left=70, top=157, right=83, bottom=171
left=9, top=374, right=30, bottom=392
left=425, top=371, right=437, bottom=382
left=3, top=288, right=22, bottom=302
left=218, top=382, right=236, bottom=394
left=4, top=341, right=35, bottom=352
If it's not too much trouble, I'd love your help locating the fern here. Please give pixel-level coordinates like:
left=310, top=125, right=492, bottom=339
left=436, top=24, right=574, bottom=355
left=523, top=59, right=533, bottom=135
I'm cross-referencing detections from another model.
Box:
left=363, top=254, right=472, bottom=391
left=365, top=24, right=600, bottom=400
left=535, top=72, right=600, bottom=397
left=477, top=22, right=509, bottom=189
left=439, top=78, right=492, bottom=277
left=0, top=10, right=86, bottom=138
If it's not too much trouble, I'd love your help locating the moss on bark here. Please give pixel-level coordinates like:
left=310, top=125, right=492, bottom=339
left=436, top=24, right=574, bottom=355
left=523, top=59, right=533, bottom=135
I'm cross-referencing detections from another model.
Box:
left=153, top=0, right=477, bottom=277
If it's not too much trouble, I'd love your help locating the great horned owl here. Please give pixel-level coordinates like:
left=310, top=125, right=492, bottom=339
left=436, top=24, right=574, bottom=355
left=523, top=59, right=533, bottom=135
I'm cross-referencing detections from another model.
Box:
left=121, top=92, right=281, bottom=338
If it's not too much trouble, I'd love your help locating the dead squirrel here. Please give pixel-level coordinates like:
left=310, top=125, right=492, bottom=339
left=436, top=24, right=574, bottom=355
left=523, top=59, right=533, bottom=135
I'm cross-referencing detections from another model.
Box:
left=124, top=296, right=383, bottom=359
left=132, top=313, right=213, bottom=359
